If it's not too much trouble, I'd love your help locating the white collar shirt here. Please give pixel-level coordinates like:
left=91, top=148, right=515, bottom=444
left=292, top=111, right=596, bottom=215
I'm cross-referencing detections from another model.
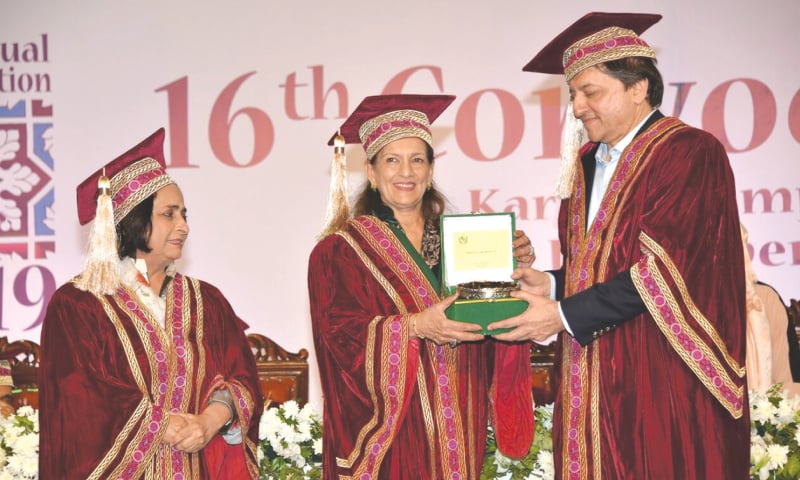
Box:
left=586, top=111, right=655, bottom=230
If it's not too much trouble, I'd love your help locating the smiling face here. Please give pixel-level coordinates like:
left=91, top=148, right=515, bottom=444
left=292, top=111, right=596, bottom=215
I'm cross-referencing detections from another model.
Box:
left=137, top=183, right=189, bottom=271
left=365, top=136, right=433, bottom=217
left=568, top=65, right=650, bottom=146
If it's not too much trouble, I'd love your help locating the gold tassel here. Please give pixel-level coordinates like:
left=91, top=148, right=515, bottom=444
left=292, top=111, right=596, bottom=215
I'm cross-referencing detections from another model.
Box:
left=76, top=172, right=120, bottom=295
left=319, top=132, right=350, bottom=238
left=555, top=102, right=584, bottom=199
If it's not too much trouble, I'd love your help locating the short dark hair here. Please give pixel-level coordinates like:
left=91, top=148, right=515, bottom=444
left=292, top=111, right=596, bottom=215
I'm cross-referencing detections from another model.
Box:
left=116, top=195, right=154, bottom=258
left=352, top=142, right=447, bottom=224
left=600, top=56, right=664, bottom=108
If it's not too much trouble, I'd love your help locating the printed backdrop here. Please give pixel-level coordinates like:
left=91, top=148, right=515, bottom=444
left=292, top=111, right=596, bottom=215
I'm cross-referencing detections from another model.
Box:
left=2, top=0, right=799, bottom=403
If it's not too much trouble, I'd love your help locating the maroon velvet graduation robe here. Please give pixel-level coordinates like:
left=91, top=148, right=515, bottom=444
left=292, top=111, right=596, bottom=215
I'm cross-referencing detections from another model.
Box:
left=553, top=117, right=749, bottom=479
left=39, top=274, right=263, bottom=480
left=308, top=216, right=534, bottom=480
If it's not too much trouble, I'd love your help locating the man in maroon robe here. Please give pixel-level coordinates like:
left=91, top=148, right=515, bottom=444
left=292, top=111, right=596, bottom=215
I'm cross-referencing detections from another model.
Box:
left=490, top=12, right=749, bottom=479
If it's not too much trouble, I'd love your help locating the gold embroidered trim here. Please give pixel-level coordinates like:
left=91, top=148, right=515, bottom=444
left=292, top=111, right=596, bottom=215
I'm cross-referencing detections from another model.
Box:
left=560, top=339, right=570, bottom=477
left=561, top=337, right=592, bottom=479
left=334, top=231, right=400, bottom=472
left=359, top=109, right=432, bottom=158
left=87, top=296, right=147, bottom=480
left=638, top=232, right=744, bottom=376
left=341, top=229, right=408, bottom=311
left=92, top=398, right=153, bottom=480
left=433, top=345, right=467, bottom=479
left=104, top=402, right=162, bottom=480
left=466, top=370, right=476, bottom=478
left=211, top=372, right=259, bottom=478
left=187, top=278, right=202, bottom=414
left=632, top=235, right=744, bottom=418
left=88, top=293, right=167, bottom=480
left=590, top=344, right=601, bottom=479
left=416, top=364, right=437, bottom=475
left=560, top=118, right=695, bottom=476
left=119, top=284, right=173, bottom=405
left=563, top=27, right=655, bottom=82
left=353, top=312, right=410, bottom=478
left=577, top=348, right=589, bottom=480
left=351, top=217, right=468, bottom=477
left=336, top=218, right=467, bottom=478
left=110, top=157, right=174, bottom=224
left=111, top=290, right=152, bottom=391
left=597, top=119, right=686, bottom=279
left=350, top=217, right=437, bottom=311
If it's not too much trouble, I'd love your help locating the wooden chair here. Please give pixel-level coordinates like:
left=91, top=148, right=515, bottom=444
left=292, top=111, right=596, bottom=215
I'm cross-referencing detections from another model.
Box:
left=530, top=342, right=557, bottom=405
left=0, top=333, right=311, bottom=410
left=0, top=336, right=40, bottom=409
left=788, top=299, right=800, bottom=336
left=788, top=299, right=800, bottom=378
left=247, top=333, right=309, bottom=407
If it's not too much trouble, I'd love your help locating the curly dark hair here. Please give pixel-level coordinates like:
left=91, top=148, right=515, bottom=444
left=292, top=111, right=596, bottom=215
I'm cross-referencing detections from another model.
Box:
left=116, top=195, right=154, bottom=258
left=599, top=56, right=664, bottom=108
left=351, top=142, right=447, bottom=224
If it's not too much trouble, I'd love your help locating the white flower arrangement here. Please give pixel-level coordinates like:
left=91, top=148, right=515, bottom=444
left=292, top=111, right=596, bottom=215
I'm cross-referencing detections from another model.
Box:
left=480, top=386, right=800, bottom=480
left=257, top=400, right=322, bottom=480
left=0, top=405, right=39, bottom=480
left=7, top=387, right=800, bottom=480
left=750, top=384, right=800, bottom=480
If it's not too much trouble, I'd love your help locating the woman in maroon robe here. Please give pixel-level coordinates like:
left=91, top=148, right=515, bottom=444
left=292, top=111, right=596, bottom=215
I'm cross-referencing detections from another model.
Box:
left=308, top=94, right=536, bottom=479
left=38, top=128, right=262, bottom=479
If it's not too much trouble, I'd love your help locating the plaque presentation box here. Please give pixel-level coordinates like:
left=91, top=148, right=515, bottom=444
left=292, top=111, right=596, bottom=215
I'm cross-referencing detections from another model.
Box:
left=440, top=212, right=527, bottom=335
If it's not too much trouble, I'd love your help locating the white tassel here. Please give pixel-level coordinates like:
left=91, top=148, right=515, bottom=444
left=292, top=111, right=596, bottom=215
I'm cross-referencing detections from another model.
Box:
left=555, top=102, right=585, bottom=199
left=76, top=173, right=120, bottom=295
left=319, top=132, right=349, bottom=238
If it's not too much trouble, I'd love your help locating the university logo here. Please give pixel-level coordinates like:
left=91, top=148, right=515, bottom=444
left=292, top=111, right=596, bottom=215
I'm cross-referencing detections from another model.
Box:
left=0, top=34, right=54, bottom=261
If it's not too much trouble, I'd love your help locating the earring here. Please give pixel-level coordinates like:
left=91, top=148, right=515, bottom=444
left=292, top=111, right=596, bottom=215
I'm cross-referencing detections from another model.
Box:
left=426, top=179, right=433, bottom=191
left=370, top=182, right=377, bottom=191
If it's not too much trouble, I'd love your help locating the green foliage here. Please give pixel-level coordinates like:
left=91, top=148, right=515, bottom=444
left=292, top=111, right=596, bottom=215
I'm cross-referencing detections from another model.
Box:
left=480, top=403, right=554, bottom=480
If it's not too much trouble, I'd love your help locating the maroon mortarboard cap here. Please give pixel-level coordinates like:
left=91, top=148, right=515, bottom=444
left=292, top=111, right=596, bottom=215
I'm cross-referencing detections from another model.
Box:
left=522, top=12, right=661, bottom=81
left=317, top=94, right=454, bottom=237
left=76, top=128, right=175, bottom=226
left=327, top=94, right=455, bottom=158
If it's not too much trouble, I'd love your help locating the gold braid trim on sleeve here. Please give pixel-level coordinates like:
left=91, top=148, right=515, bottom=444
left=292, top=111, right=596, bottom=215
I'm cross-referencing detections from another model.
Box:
left=334, top=231, right=402, bottom=472
left=590, top=345, right=602, bottom=477
left=87, top=294, right=169, bottom=480
left=637, top=232, right=744, bottom=374
left=632, top=232, right=745, bottom=418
